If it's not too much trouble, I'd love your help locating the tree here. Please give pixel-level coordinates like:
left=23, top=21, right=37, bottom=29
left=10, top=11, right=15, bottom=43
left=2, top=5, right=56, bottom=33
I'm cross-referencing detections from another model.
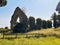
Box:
left=51, top=12, right=58, bottom=28
left=47, top=20, right=52, bottom=28
left=42, top=20, right=47, bottom=29
left=13, top=23, right=26, bottom=33
left=28, top=16, right=35, bottom=30
left=0, top=0, right=7, bottom=7
left=36, top=18, right=42, bottom=30
left=5, top=26, right=8, bottom=29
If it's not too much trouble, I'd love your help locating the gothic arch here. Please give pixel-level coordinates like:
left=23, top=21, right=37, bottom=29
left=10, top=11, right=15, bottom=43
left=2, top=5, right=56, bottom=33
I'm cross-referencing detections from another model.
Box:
left=10, top=7, right=28, bottom=29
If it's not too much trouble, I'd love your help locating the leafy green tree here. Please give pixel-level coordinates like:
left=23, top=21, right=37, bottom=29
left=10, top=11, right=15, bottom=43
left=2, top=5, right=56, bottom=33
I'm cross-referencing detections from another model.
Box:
left=51, top=13, right=57, bottom=28
left=36, top=18, right=42, bottom=30
left=28, top=16, right=35, bottom=30
left=13, top=23, right=26, bottom=33
left=42, top=20, right=47, bottom=29
left=47, top=20, right=52, bottom=28
left=0, top=0, right=7, bottom=7
left=5, top=27, right=8, bottom=29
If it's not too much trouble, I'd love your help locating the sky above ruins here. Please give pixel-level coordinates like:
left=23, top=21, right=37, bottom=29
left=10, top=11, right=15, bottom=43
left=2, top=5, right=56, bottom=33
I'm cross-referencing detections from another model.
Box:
left=0, top=0, right=60, bottom=28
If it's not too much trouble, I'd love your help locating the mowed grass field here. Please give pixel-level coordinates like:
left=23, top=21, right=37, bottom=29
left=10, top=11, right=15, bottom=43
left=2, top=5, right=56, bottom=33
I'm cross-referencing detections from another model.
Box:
left=0, top=37, right=60, bottom=45
left=0, top=27, right=60, bottom=45
left=28, top=27, right=60, bottom=35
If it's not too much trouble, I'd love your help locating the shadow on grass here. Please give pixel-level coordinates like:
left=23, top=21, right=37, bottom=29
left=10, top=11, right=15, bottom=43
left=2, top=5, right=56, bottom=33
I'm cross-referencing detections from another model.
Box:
left=0, top=37, right=18, bottom=40
left=0, top=33, right=60, bottom=40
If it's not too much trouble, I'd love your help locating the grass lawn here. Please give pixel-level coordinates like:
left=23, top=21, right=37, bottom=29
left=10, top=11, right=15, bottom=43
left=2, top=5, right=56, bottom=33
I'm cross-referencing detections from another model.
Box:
left=0, top=27, right=60, bottom=45
left=28, top=27, right=60, bottom=35
left=0, top=36, right=60, bottom=45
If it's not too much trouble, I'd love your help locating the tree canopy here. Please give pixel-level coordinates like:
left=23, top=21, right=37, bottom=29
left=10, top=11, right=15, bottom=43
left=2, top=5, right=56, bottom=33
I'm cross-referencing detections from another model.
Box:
left=0, top=0, right=7, bottom=7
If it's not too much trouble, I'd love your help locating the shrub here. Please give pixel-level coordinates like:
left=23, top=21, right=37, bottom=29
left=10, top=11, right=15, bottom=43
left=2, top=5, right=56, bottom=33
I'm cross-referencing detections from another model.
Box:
left=36, top=18, right=42, bottom=30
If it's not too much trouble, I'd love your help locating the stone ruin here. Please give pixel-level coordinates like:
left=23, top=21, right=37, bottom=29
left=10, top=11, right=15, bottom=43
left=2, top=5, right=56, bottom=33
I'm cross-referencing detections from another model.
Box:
left=10, top=7, right=28, bottom=31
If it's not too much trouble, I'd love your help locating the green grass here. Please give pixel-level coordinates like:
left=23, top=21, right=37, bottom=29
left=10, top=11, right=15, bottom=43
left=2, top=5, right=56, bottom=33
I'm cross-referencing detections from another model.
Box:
left=0, top=37, right=60, bottom=45
left=28, top=27, right=60, bottom=35
left=0, top=27, right=60, bottom=45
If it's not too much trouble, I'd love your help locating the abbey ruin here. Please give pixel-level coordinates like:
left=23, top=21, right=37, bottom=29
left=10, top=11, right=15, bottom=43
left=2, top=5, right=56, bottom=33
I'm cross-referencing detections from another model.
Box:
left=10, top=7, right=28, bottom=30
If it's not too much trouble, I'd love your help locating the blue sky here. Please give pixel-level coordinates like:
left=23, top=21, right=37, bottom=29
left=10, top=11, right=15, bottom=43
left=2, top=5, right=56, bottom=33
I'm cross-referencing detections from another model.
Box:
left=0, top=0, right=60, bottom=28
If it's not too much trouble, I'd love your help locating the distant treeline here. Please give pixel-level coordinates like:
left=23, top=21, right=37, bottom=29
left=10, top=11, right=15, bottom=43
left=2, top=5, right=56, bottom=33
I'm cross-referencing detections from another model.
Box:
left=13, top=16, right=52, bottom=33
left=0, top=15, right=60, bottom=33
left=10, top=12, right=60, bottom=33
